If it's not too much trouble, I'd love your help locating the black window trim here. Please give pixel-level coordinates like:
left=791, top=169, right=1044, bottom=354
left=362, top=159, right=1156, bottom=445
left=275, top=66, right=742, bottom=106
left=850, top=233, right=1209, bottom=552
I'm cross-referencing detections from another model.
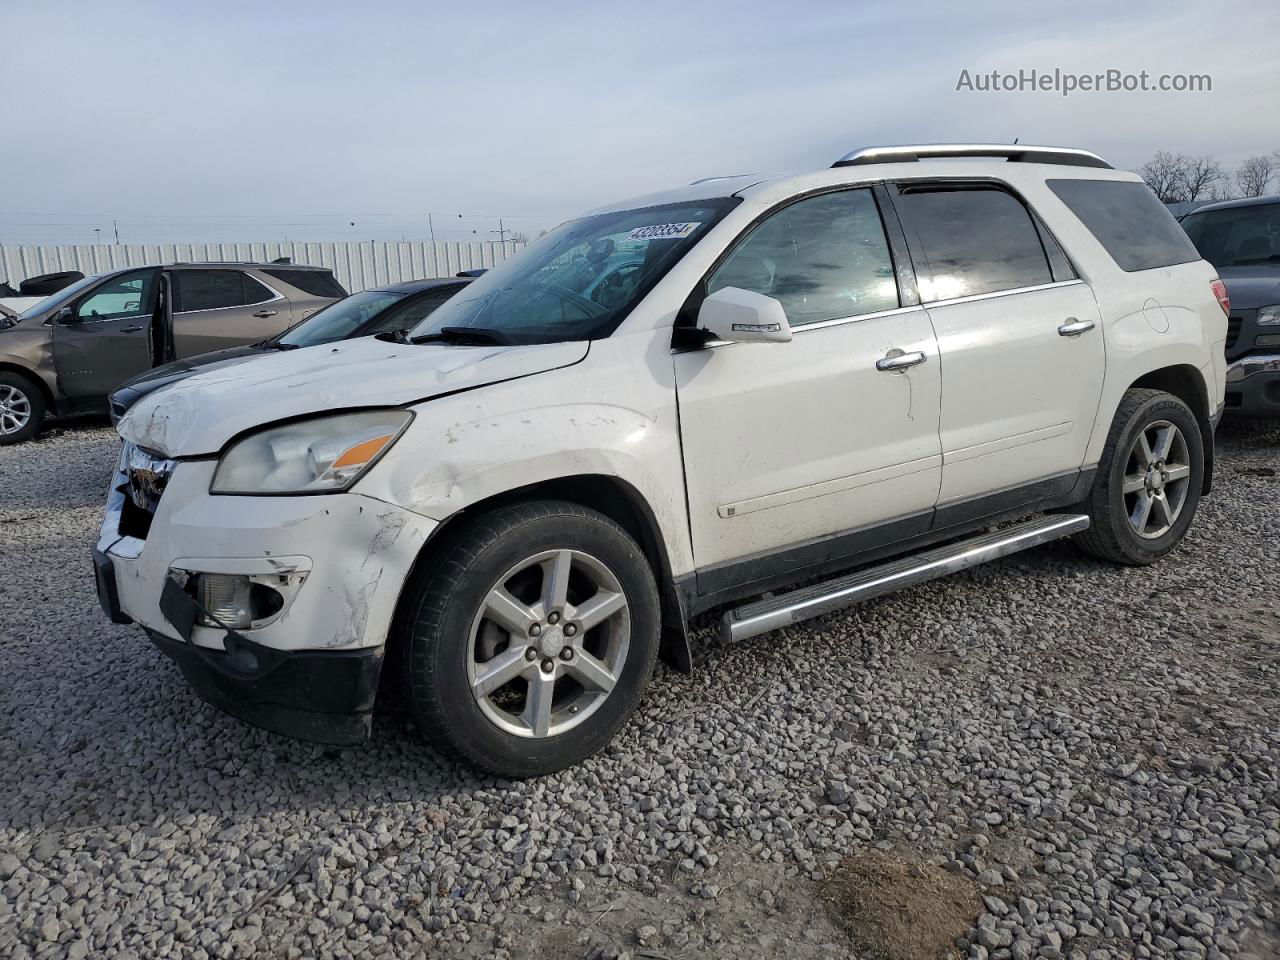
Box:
left=882, top=176, right=1084, bottom=305
left=172, top=268, right=285, bottom=315
left=673, top=182, right=922, bottom=349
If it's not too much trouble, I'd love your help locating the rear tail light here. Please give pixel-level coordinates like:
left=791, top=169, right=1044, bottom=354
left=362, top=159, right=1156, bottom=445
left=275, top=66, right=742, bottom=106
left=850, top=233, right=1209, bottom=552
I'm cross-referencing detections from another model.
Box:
left=1211, top=279, right=1230, bottom=316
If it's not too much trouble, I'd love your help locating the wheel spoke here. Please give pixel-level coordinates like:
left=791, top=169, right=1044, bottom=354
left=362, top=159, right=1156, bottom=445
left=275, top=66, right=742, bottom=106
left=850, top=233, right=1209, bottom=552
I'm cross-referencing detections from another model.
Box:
left=1152, top=424, right=1176, bottom=461
left=1164, top=463, right=1191, bottom=483
left=484, top=587, right=537, bottom=638
left=1122, top=474, right=1147, bottom=495
left=1151, top=494, right=1175, bottom=529
left=541, top=549, right=573, bottom=612
left=472, top=646, right=531, bottom=695
left=1130, top=492, right=1154, bottom=533
left=522, top=672, right=556, bottom=737
left=1134, top=432, right=1156, bottom=467
left=572, top=590, right=626, bottom=632
left=565, top=651, right=617, bottom=693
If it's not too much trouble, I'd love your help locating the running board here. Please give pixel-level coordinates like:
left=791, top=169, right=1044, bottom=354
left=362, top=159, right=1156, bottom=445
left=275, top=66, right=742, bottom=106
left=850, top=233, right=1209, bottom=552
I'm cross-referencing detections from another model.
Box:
left=720, top=513, right=1089, bottom=644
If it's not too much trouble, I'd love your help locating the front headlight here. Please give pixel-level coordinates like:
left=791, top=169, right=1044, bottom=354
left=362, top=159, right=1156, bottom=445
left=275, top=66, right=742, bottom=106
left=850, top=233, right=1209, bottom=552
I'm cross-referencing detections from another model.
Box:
left=1257, top=304, right=1280, bottom=326
left=211, top=409, right=412, bottom=494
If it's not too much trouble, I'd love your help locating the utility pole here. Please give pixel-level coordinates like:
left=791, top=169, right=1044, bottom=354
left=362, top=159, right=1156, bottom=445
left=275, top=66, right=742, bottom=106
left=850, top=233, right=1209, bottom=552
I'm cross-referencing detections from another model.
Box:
left=428, top=213, right=436, bottom=246
left=490, top=218, right=508, bottom=243
left=113, top=219, right=120, bottom=244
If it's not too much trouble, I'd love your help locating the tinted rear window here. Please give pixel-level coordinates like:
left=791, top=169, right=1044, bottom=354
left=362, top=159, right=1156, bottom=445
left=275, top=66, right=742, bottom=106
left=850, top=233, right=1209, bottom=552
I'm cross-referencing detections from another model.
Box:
left=263, top=268, right=346, bottom=298
left=1047, top=179, right=1200, bottom=272
left=174, top=270, right=245, bottom=312
left=896, top=187, right=1053, bottom=300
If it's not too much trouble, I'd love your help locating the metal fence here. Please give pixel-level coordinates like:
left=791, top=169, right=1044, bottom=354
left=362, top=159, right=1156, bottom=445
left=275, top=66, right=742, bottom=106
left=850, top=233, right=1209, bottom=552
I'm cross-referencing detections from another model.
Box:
left=0, top=240, right=526, bottom=295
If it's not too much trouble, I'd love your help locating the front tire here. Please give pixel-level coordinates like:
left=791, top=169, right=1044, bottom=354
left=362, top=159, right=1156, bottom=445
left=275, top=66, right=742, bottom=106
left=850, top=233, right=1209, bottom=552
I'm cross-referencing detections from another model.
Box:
left=1074, top=388, right=1204, bottom=565
left=0, top=372, right=46, bottom=445
left=400, top=500, right=660, bottom=777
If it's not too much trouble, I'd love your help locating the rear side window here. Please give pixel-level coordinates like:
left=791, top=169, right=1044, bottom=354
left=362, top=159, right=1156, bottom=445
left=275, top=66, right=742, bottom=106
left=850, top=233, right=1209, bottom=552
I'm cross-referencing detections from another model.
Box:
left=241, top=273, right=275, bottom=305
left=174, top=270, right=245, bottom=312
left=708, top=188, right=899, bottom=327
left=896, top=187, right=1053, bottom=300
left=263, top=268, right=346, bottom=298
left=1047, top=179, right=1200, bottom=272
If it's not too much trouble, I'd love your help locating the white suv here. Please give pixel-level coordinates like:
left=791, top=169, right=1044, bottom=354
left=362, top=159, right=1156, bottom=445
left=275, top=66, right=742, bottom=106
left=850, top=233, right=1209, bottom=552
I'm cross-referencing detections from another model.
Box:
left=95, top=144, right=1228, bottom=776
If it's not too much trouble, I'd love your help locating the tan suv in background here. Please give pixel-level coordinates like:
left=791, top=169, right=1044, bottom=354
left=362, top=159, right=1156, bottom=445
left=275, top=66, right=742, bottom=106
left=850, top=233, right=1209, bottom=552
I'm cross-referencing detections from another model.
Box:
left=0, top=262, right=345, bottom=443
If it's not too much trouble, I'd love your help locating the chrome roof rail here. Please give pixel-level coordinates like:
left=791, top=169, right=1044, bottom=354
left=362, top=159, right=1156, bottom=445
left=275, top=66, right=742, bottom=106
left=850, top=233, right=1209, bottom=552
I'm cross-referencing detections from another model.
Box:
left=688, top=174, right=752, bottom=185
left=832, top=144, right=1112, bottom=170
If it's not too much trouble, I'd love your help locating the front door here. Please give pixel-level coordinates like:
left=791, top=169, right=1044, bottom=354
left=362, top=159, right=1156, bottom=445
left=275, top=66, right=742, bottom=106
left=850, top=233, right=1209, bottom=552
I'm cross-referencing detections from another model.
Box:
left=674, top=188, right=943, bottom=594
left=171, top=269, right=289, bottom=358
left=890, top=183, right=1106, bottom=513
left=53, top=268, right=159, bottom=398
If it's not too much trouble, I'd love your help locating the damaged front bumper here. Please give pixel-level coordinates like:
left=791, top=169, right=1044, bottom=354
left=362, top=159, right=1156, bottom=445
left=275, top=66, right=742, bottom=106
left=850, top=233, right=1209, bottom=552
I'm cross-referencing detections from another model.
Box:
left=94, top=451, right=438, bottom=744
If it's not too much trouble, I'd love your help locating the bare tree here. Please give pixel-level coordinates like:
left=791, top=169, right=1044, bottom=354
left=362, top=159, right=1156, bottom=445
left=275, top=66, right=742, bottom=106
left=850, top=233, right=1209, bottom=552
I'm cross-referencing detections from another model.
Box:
left=508, top=231, right=530, bottom=244
left=1180, top=155, right=1225, bottom=202
left=1140, top=151, right=1188, bottom=203
left=1235, top=156, right=1275, bottom=197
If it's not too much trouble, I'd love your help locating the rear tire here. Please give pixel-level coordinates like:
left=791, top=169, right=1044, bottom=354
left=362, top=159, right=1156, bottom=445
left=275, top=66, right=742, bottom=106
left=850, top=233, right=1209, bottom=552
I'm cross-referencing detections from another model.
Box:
left=0, top=372, right=46, bottom=445
left=399, top=500, right=660, bottom=777
left=1074, top=388, right=1203, bottom=565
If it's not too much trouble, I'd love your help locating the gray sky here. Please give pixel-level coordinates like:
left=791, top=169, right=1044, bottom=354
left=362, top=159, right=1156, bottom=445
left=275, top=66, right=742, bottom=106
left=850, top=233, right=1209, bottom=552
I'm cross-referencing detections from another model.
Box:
left=2, top=0, right=1276, bottom=245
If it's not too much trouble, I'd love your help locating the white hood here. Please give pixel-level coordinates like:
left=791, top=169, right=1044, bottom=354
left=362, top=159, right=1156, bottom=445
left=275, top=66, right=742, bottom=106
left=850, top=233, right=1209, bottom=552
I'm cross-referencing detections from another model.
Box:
left=118, top=336, right=589, bottom=456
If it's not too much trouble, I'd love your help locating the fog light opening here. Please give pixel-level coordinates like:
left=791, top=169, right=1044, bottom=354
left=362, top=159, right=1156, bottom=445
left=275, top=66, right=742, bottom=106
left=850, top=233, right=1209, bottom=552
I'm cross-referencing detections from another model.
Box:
left=192, top=574, right=285, bottom=629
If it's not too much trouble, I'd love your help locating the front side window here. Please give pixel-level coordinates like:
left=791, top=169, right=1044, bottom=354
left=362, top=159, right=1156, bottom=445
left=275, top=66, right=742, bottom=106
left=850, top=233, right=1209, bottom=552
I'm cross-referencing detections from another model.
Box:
left=175, top=270, right=246, bottom=312
left=75, top=269, right=158, bottom=322
left=1181, top=201, right=1280, bottom=269
left=277, top=290, right=406, bottom=347
left=897, top=187, right=1053, bottom=301
left=708, top=189, right=899, bottom=327
left=410, top=200, right=737, bottom=344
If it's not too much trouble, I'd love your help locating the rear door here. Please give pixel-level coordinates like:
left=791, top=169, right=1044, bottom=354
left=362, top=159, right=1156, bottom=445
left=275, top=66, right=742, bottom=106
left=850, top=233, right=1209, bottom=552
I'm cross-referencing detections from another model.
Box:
left=53, top=268, right=159, bottom=398
left=890, top=183, right=1105, bottom=518
left=171, top=269, right=289, bottom=357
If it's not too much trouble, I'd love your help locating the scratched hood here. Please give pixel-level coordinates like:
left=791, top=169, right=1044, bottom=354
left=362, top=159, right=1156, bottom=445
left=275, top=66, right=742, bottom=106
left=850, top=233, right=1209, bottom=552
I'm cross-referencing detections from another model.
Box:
left=117, top=336, right=589, bottom=457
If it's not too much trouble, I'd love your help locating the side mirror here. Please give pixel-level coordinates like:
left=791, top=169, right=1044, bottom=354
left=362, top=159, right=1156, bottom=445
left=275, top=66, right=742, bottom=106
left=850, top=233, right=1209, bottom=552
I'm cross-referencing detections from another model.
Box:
left=54, top=306, right=78, bottom=326
left=697, top=286, right=792, bottom=344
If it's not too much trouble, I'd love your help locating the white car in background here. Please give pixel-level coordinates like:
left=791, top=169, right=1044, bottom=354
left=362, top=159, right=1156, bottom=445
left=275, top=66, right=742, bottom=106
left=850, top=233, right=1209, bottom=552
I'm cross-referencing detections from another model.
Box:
left=95, top=144, right=1226, bottom=777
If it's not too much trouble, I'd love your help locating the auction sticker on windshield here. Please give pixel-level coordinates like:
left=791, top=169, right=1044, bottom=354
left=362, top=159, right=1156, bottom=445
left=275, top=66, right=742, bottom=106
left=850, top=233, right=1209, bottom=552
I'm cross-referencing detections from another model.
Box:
left=625, top=222, right=702, bottom=241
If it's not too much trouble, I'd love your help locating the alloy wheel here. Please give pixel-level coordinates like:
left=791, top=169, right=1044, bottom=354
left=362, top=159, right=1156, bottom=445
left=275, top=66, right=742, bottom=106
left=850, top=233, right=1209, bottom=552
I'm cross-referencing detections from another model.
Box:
left=467, top=548, right=630, bottom=738
left=1122, top=419, right=1191, bottom=539
left=0, top=384, right=32, bottom=436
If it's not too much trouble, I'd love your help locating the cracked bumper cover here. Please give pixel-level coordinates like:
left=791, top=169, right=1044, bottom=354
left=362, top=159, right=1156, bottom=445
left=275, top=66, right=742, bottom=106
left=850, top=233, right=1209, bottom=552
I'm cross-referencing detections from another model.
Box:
left=95, top=457, right=438, bottom=743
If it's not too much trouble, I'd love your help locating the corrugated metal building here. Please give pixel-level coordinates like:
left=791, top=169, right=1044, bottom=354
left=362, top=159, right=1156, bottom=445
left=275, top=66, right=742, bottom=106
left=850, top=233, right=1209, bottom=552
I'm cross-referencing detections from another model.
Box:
left=0, top=240, right=525, bottom=295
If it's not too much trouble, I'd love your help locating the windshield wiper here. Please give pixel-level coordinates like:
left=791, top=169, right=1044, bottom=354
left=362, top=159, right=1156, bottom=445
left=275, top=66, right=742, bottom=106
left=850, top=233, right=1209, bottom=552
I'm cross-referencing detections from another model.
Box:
left=262, top=340, right=300, bottom=350
left=410, top=326, right=512, bottom=346
left=1233, top=255, right=1280, bottom=265
left=376, top=329, right=410, bottom=344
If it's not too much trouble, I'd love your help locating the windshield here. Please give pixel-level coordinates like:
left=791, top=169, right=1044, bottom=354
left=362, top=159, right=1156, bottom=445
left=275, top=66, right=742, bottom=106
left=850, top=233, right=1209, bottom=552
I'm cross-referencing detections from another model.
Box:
left=276, top=289, right=407, bottom=347
left=408, top=199, right=738, bottom=344
left=19, top=273, right=101, bottom=319
left=1182, top=202, right=1280, bottom=268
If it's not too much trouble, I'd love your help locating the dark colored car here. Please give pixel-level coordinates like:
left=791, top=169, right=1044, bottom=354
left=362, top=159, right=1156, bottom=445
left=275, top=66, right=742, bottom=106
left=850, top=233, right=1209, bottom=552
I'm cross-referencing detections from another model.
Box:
left=1181, top=195, right=1280, bottom=415
left=108, top=276, right=472, bottom=423
left=0, top=262, right=346, bottom=444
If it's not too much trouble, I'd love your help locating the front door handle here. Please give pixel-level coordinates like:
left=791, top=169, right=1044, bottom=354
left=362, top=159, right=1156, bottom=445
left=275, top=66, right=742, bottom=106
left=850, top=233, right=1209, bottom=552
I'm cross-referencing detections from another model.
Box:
left=120, top=325, right=144, bottom=333
left=876, top=350, right=927, bottom=372
left=253, top=310, right=278, bottom=319
left=1058, top=318, right=1096, bottom=337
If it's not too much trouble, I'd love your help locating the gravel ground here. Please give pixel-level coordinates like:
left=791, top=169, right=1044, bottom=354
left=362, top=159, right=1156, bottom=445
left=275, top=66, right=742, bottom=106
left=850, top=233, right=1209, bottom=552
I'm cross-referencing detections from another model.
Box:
left=1, top=416, right=1278, bottom=960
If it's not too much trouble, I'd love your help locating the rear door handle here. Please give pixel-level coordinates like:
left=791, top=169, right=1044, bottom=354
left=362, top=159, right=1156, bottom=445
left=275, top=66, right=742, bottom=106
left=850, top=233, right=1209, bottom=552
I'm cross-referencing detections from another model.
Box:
left=1058, top=318, right=1096, bottom=337
left=876, top=350, right=927, bottom=372
left=253, top=310, right=278, bottom=319
left=120, top=325, right=144, bottom=333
